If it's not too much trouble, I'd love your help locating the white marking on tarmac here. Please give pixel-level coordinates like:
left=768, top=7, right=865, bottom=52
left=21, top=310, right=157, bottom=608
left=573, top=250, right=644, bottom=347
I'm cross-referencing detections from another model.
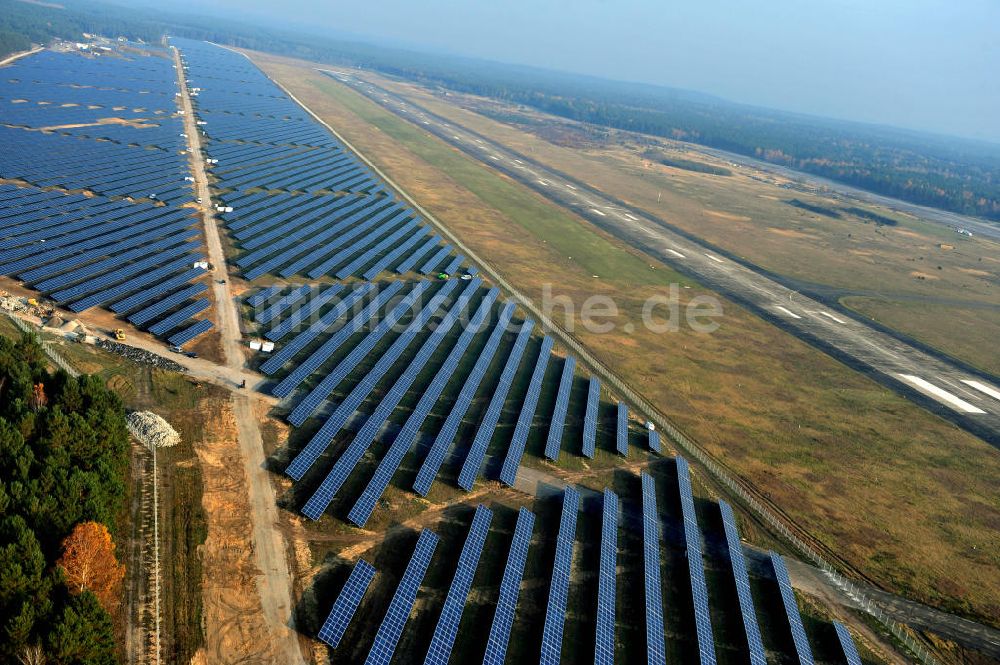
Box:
left=591, top=208, right=607, bottom=216
left=896, top=375, right=986, bottom=413
left=625, top=213, right=638, bottom=221
left=962, top=380, right=1000, bottom=402
left=704, top=253, right=724, bottom=263
left=513, top=159, right=523, bottom=164
left=820, top=311, right=847, bottom=324
left=538, top=179, right=549, bottom=186
left=666, top=249, right=686, bottom=258
left=775, top=306, right=802, bottom=319
left=452, top=135, right=461, bottom=140
left=565, top=184, right=577, bottom=190
left=489, top=155, right=499, bottom=161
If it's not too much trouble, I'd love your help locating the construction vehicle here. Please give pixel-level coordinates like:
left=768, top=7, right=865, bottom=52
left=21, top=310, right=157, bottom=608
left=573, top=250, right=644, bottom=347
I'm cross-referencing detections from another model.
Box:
left=27, top=298, right=38, bottom=307
left=111, top=328, right=126, bottom=341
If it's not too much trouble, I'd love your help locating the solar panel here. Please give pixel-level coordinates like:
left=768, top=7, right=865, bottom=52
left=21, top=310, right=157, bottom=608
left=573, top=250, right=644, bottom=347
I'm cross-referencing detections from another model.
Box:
left=718, top=501, right=766, bottom=665
left=148, top=298, right=211, bottom=336
left=412, top=301, right=516, bottom=497
left=615, top=402, right=628, bottom=456
left=833, top=622, right=862, bottom=665
left=255, top=283, right=311, bottom=324
left=595, top=489, right=618, bottom=665
left=365, top=529, right=439, bottom=665
left=648, top=429, right=661, bottom=453
left=423, top=505, right=493, bottom=665
left=582, top=376, right=600, bottom=458
left=641, top=472, right=667, bottom=665
left=499, top=336, right=554, bottom=486
left=286, top=281, right=429, bottom=426
left=544, top=357, right=576, bottom=461
left=345, top=287, right=500, bottom=527
left=168, top=319, right=213, bottom=347
left=317, top=559, right=376, bottom=648
left=482, top=507, right=535, bottom=665
left=265, top=284, right=344, bottom=341
left=128, top=283, right=208, bottom=326
left=457, top=319, right=535, bottom=491
left=770, top=552, right=814, bottom=665
left=539, top=486, right=579, bottom=665
left=676, top=457, right=717, bottom=664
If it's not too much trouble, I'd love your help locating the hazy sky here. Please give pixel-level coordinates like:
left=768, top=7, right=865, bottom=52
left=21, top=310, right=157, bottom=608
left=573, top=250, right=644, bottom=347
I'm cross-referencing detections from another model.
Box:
left=155, top=0, right=1000, bottom=142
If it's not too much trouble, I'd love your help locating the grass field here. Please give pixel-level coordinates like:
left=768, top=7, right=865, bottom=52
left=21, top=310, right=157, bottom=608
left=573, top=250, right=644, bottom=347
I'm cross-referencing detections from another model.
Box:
left=249, top=52, right=1000, bottom=630
left=364, top=74, right=1000, bottom=378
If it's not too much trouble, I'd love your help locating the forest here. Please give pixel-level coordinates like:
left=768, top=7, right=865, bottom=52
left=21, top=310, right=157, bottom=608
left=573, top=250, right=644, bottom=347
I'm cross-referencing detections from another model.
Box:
left=0, top=333, right=129, bottom=665
left=2, top=0, right=999, bottom=221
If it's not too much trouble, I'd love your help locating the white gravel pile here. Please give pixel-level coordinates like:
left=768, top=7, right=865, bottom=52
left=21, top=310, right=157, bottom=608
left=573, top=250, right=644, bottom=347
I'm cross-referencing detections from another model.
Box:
left=127, top=411, right=181, bottom=449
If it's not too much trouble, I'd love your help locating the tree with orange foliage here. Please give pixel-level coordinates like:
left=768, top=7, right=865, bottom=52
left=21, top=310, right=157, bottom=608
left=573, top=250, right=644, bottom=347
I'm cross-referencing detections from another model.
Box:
left=28, top=382, right=46, bottom=412
left=56, top=521, right=125, bottom=611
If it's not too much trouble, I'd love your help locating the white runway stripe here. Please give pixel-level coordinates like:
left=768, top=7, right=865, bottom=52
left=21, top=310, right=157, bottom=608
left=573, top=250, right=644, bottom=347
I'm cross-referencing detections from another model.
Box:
left=962, top=379, right=1000, bottom=402
left=897, top=374, right=986, bottom=414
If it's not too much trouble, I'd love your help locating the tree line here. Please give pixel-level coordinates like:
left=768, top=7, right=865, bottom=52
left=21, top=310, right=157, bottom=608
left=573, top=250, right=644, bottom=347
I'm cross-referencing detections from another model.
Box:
left=0, top=333, right=129, bottom=665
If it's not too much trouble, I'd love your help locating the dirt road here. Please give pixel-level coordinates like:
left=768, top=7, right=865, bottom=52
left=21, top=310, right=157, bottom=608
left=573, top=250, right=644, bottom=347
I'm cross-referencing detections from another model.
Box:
left=174, top=46, right=306, bottom=665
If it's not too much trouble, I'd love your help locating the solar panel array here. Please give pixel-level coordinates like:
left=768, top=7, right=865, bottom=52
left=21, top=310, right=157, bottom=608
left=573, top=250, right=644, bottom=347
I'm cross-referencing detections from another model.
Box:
left=423, top=505, right=493, bottom=665
left=499, top=336, right=554, bottom=486
left=616, top=401, right=629, bottom=456
left=457, top=320, right=535, bottom=490
left=365, top=529, right=440, bottom=665
left=412, top=302, right=517, bottom=496
left=545, top=357, right=576, bottom=461
left=595, top=489, right=618, bottom=665
left=648, top=429, right=661, bottom=453
left=771, top=552, right=815, bottom=665
left=676, top=457, right=717, bottom=664
left=317, top=559, right=376, bottom=648
left=172, top=38, right=467, bottom=282
left=582, top=376, right=600, bottom=458
left=539, top=486, right=579, bottom=665
left=0, top=42, right=212, bottom=346
left=833, top=622, right=862, bottom=665
left=482, top=507, right=535, bottom=665
left=641, top=472, right=667, bottom=665
left=719, top=501, right=766, bottom=665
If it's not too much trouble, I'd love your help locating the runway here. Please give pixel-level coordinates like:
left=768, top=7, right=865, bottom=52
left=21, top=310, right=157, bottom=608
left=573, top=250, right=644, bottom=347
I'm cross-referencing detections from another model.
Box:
left=322, top=70, right=1000, bottom=447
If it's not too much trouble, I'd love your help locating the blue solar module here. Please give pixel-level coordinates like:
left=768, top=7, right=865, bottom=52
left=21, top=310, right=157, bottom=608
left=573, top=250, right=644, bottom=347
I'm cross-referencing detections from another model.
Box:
left=616, top=402, right=628, bottom=456
left=833, top=622, right=862, bottom=665
left=394, top=235, right=440, bottom=274
left=719, top=501, right=766, bottom=665
left=544, top=357, right=576, bottom=461
left=539, top=486, right=579, bottom=665
left=360, top=225, right=429, bottom=280
left=648, top=430, right=661, bottom=453
left=255, top=284, right=311, bottom=324
left=641, top=472, right=667, bottom=665
left=676, top=457, right=717, bottom=664
left=128, top=283, right=208, bottom=326
left=346, top=287, right=499, bottom=527
left=482, top=507, right=535, bottom=665
left=498, top=336, right=554, bottom=487
left=423, top=505, right=493, bottom=665
left=289, top=280, right=462, bottom=494
left=444, top=254, right=464, bottom=275
left=364, top=529, right=439, bottom=665
left=286, top=281, right=430, bottom=426
left=582, top=377, right=600, bottom=458
left=109, top=268, right=206, bottom=313
left=168, top=319, right=214, bottom=347
left=67, top=256, right=202, bottom=312
left=246, top=285, right=280, bottom=307
left=317, top=559, right=376, bottom=648
left=596, top=489, right=618, bottom=665
left=265, top=284, right=343, bottom=342
left=412, top=301, right=516, bottom=497
left=770, top=552, right=814, bottom=665
left=270, top=281, right=403, bottom=396
left=419, top=245, right=451, bottom=275
left=259, top=283, right=374, bottom=376
left=457, top=319, right=535, bottom=491
left=148, top=298, right=211, bottom=336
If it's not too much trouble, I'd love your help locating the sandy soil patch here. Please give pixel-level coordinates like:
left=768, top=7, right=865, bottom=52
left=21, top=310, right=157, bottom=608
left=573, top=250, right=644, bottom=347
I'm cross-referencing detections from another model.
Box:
left=704, top=209, right=751, bottom=222
left=768, top=227, right=817, bottom=239
left=910, top=271, right=941, bottom=280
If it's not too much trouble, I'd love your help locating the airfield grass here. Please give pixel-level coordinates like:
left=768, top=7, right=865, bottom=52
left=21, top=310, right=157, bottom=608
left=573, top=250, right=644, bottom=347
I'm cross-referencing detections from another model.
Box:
left=842, top=296, right=1000, bottom=376
left=367, top=75, right=1000, bottom=377
left=252, top=53, right=1000, bottom=628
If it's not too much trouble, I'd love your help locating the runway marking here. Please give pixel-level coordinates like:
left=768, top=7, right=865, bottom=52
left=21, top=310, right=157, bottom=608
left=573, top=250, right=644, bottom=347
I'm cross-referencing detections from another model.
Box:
left=666, top=249, right=686, bottom=259
left=422, top=120, right=430, bottom=125
left=565, top=184, right=577, bottom=190
left=452, top=135, right=461, bottom=140
left=896, top=374, right=986, bottom=414
left=624, top=213, right=638, bottom=221
left=537, top=179, right=549, bottom=186
left=819, top=311, right=847, bottom=324
left=775, top=306, right=802, bottom=319
left=513, top=159, right=523, bottom=164
left=489, top=155, right=499, bottom=161
left=591, top=208, right=607, bottom=216
left=962, top=379, right=1000, bottom=402
left=704, top=253, right=724, bottom=263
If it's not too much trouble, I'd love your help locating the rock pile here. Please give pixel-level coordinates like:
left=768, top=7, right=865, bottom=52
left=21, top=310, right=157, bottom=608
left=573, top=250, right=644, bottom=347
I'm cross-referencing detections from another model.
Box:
left=126, top=411, right=181, bottom=448
left=95, top=339, right=185, bottom=371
